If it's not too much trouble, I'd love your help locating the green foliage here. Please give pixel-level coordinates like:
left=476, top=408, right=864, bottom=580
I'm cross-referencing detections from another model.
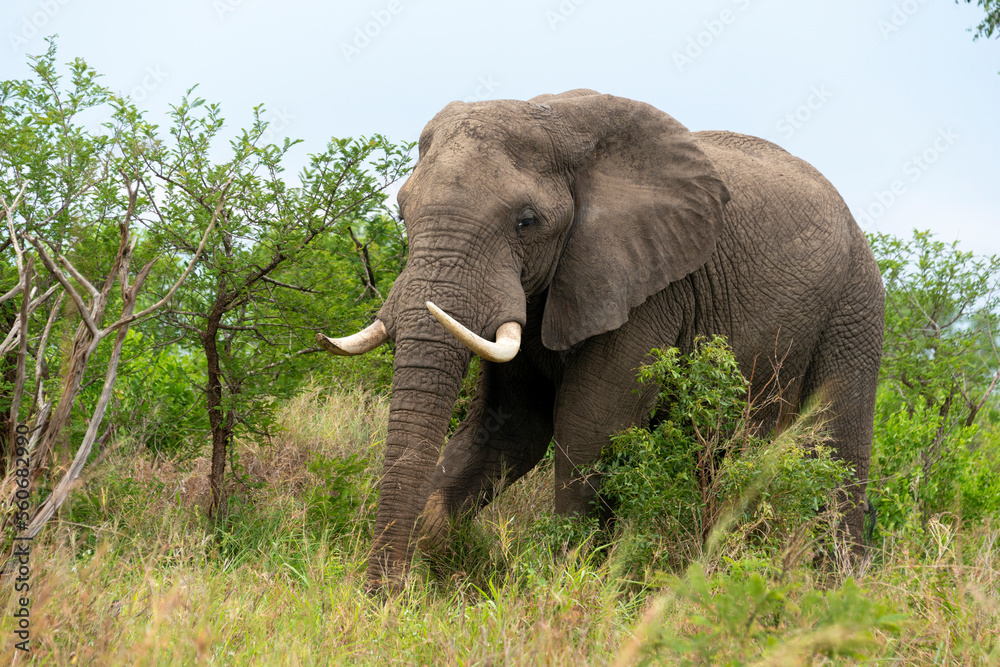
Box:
left=959, top=0, right=1000, bottom=39
left=531, top=511, right=602, bottom=559
left=641, top=562, right=903, bottom=665
left=870, top=230, right=1000, bottom=432
left=449, top=357, right=480, bottom=434
left=868, top=230, right=1000, bottom=529
left=323, top=345, right=395, bottom=395
left=138, top=90, right=412, bottom=437
left=73, top=330, right=207, bottom=458
left=870, top=392, right=1000, bottom=532
left=601, top=336, right=850, bottom=572
left=9, top=388, right=1000, bottom=665
left=304, top=453, right=374, bottom=537
left=1, top=40, right=166, bottom=442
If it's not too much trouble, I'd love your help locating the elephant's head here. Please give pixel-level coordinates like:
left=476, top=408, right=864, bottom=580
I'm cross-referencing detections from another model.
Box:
left=319, top=90, right=730, bottom=589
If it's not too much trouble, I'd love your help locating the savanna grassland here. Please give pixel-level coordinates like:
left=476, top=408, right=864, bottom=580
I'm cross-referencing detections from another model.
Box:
left=3, top=44, right=1000, bottom=666
left=3, top=382, right=1000, bottom=665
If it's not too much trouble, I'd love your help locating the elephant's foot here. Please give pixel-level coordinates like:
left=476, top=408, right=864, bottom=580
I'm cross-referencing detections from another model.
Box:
left=417, top=489, right=453, bottom=553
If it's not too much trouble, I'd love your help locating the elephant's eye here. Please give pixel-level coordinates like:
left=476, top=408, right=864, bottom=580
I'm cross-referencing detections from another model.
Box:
left=516, top=211, right=538, bottom=234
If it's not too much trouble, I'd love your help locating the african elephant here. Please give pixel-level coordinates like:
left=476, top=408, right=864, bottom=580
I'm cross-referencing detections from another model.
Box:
left=318, top=89, right=884, bottom=590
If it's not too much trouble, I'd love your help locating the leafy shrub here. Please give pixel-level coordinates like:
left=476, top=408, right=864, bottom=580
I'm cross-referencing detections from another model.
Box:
left=303, top=453, right=374, bottom=537
left=868, top=230, right=1000, bottom=532
left=638, top=561, right=903, bottom=665
left=870, top=393, right=1000, bottom=533
left=600, top=336, right=850, bottom=573
left=69, top=330, right=208, bottom=458
left=531, top=511, right=602, bottom=560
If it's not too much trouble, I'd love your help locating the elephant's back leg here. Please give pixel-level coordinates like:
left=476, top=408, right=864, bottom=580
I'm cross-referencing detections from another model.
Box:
left=799, top=232, right=884, bottom=550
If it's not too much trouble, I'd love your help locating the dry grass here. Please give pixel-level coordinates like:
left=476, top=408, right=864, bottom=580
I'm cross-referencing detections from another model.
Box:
left=1, top=388, right=999, bottom=665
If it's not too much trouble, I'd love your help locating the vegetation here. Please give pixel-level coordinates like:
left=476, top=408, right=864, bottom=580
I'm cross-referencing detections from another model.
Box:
left=959, top=0, right=1000, bottom=40
left=599, top=337, right=851, bottom=577
left=2, top=46, right=1000, bottom=664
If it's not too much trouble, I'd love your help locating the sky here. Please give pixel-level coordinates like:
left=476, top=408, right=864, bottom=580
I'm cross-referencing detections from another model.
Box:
left=3, top=0, right=999, bottom=253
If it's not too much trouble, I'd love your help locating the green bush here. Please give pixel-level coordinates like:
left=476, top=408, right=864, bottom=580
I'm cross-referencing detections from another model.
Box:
left=870, top=394, right=1000, bottom=533
left=69, top=330, right=207, bottom=458
left=600, top=336, right=850, bottom=573
left=323, top=345, right=396, bottom=395
left=303, top=453, right=374, bottom=538
left=640, top=561, right=903, bottom=665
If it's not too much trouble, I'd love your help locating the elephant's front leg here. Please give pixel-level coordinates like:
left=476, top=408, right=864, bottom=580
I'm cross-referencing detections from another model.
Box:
left=420, top=355, right=555, bottom=542
left=551, top=334, right=662, bottom=517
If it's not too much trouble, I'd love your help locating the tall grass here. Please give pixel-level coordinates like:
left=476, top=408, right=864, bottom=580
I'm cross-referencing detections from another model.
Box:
left=1, top=385, right=999, bottom=665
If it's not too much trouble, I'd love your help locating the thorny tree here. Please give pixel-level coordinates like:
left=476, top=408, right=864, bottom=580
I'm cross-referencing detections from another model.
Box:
left=1, top=43, right=412, bottom=537
left=130, top=94, right=411, bottom=518
left=0, top=43, right=231, bottom=540
left=870, top=230, right=1000, bottom=480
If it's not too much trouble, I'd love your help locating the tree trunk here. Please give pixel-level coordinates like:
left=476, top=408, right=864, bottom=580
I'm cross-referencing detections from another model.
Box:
left=0, top=299, right=19, bottom=474
left=203, top=307, right=231, bottom=520
left=29, top=321, right=98, bottom=485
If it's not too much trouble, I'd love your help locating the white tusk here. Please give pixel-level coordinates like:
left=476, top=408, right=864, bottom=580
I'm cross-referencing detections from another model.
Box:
left=426, top=301, right=521, bottom=363
left=316, top=319, right=389, bottom=356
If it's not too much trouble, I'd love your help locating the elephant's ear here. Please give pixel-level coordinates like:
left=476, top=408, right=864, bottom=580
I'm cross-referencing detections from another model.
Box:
left=540, top=93, right=730, bottom=351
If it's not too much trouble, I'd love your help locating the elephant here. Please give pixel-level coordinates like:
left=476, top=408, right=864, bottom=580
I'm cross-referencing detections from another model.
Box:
left=318, top=89, right=884, bottom=591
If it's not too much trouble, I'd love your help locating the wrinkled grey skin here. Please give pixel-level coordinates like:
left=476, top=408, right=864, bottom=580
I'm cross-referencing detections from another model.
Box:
left=367, top=90, right=883, bottom=589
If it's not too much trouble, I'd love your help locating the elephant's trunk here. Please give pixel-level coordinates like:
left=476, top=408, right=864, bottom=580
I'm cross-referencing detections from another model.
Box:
left=367, top=313, right=471, bottom=588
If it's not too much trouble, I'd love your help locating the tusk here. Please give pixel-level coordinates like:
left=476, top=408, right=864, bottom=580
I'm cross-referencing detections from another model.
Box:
left=316, top=319, right=389, bottom=356
left=426, top=301, right=520, bottom=363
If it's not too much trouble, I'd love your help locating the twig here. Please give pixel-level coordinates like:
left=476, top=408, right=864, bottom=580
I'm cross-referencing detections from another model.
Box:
left=23, top=234, right=100, bottom=337
left=105, top=176, right=234, bottom=332
left=260, top=276, right=321, bottom=294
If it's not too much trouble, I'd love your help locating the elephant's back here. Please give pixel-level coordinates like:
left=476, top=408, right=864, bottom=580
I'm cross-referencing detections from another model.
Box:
left=687, top=130, right=862, bottom=366
left=693, top=130, right=855, bottom=251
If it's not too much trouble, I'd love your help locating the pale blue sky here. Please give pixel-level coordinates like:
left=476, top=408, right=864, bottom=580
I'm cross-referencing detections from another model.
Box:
left=4, top=0, right=999, bottom=253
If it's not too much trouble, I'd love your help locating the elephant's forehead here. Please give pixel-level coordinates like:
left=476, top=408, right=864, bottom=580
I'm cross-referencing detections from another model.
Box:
left=420, top=101, right=559, bottom=169
left=401, top=147, right=541, bottom=210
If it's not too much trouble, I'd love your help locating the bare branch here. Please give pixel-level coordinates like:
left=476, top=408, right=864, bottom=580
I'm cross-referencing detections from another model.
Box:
left=6, top=257, right=33, bottom=449
left=0, top=283, right=22, bottom=307
left=0, top=282, right=62, bottom=358
left=105, top=176, right=234, bottom=332
left=57, top=253, right=100, bottom=299
left=28, top=291, right=64, bottom=422
left=1, top=183, right=29, bottom=273
left=27, top=283, right=60, bottom=313
left=20, top=290, right=136, bottom=540
left=23, top=234, right=100, bottom=337
left=260, top=275, right=321, bottom=294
